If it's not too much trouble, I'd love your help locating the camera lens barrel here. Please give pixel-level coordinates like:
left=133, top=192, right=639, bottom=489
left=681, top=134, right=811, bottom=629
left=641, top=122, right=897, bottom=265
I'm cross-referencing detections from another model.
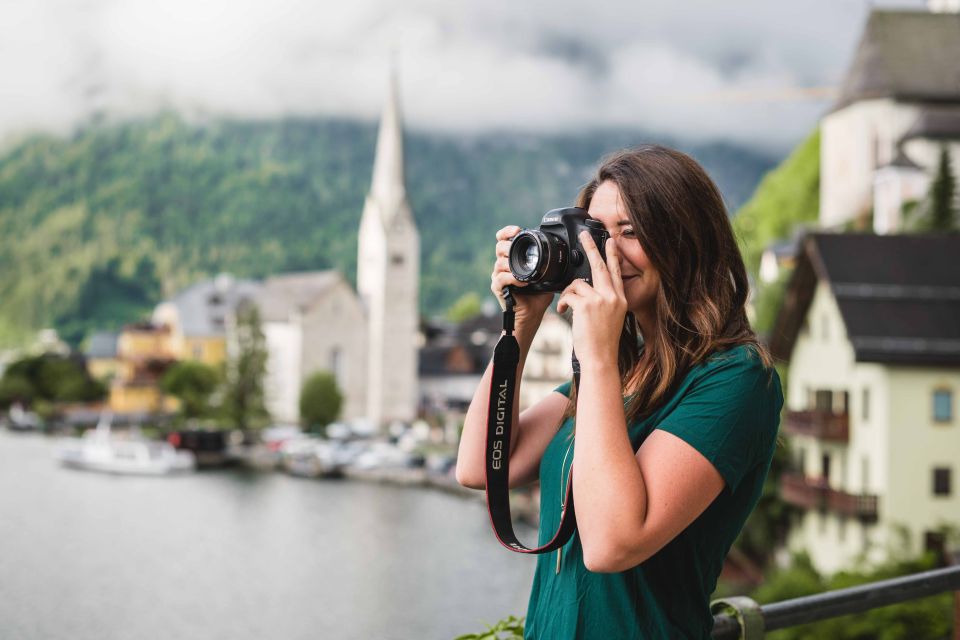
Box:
left=509, top=230, right=569, bottom=285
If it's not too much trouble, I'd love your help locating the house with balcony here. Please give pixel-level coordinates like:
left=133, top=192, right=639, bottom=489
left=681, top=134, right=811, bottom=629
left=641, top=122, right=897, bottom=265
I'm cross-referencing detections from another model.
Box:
left=770, top=232, right=960, bottom=574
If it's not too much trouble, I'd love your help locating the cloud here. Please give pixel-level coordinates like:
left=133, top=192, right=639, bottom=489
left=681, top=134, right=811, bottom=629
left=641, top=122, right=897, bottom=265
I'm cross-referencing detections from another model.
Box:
left=0, top=0, right=927, bottom=152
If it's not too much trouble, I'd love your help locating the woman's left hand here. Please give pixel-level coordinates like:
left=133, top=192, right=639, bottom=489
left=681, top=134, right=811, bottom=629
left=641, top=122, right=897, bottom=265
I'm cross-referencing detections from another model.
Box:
left=557, top=231, right=627, bottom=371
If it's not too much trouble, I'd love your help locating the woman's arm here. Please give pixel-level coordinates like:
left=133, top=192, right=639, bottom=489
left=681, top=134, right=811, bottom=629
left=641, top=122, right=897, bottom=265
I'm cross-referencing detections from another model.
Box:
left=557, top=232, right=725, bottom=572
left=455, top=324, right=568, bottom=490
left=455, top=225, right=567, bottom=490
left=571, top=365, right=724, bottom=572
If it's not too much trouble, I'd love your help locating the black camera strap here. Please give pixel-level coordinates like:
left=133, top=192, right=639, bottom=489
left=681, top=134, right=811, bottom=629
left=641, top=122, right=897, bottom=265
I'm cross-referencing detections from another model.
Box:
left=485, top=287, right=578, bottom=554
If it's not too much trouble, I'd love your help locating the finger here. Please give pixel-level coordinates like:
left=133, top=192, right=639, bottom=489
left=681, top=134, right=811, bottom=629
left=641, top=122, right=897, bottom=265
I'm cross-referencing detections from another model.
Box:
left=561, top=278, right=594, bottom=298
left=556, top=288, right=585, bottom=314
left=605, top=238, right=625, bottom=297
left=492, top=270, right=526, bottom=292
left=495, top=240, right=512, bottom=259
left=494, top=256, right=509, bottom=273
left=579, top=231, right=611, bottom=289
left=496, top=226, right=522, bottom=241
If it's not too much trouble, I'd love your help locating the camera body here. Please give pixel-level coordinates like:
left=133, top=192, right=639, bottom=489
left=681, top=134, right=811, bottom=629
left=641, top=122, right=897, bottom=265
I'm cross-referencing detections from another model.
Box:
left=508, top=207, right=610, bottom=293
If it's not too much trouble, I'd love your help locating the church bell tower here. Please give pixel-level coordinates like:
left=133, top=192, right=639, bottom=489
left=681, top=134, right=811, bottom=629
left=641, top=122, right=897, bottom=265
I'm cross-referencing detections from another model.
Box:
left=356, top=68, right=420, bottom=429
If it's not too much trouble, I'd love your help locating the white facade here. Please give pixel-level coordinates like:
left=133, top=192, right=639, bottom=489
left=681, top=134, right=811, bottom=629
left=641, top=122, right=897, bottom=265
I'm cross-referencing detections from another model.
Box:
left=820, top=101, right=960, bottom=233
left=820, top=99, right=923, bottom=229
left=357, top=71, right=420, bottom=429
left=784, top=283, right=960, bottom=574
left=260, top=276, right=368, bottom=424
left=520, top=310, right=574, bottom=410
left=872, top=163, right=930, bottom=235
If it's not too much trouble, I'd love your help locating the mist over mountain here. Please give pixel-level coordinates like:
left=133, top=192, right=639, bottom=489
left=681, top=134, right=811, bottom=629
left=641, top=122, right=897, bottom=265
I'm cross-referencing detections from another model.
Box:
left=0, top=113, right=776, bottom=347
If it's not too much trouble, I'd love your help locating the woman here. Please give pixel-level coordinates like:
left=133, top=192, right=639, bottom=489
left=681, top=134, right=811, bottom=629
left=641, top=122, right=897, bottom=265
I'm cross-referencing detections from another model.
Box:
left=456, top=145, right=783, bottom=639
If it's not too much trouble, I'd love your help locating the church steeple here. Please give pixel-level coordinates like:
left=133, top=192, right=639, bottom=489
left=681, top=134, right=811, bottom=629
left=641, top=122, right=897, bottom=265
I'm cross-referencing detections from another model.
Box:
left=369, top=66, right=407, bottom=224
left=356, top=63, right=420, bottom=431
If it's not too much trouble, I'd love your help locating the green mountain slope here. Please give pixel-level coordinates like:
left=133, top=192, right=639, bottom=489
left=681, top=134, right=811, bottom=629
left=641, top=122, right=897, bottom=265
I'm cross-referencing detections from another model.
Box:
left=733, top=129, right=821, bottom=275
left=0, top=113, right=775, bottom=347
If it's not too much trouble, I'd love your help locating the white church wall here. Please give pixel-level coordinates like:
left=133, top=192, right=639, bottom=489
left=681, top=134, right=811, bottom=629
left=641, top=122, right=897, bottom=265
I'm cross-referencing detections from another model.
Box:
left=263, top=321, right=303, bottom=424
left=821, top=99, right=922, bottom=229
left=300, top=278, right=368, bottom=422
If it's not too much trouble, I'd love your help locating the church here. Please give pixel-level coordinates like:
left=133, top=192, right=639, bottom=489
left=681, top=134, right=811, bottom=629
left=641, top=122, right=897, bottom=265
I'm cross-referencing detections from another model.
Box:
left=154, top=72, right=420, bottom=430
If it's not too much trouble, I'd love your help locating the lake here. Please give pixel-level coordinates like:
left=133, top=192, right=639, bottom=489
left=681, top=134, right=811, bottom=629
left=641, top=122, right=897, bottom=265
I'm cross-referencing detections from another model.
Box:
left=0, top=431, right=535, bottom=639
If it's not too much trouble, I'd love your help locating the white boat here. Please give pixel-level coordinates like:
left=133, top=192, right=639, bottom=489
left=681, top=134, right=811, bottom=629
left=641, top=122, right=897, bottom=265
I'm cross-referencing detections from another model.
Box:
left=56, top=413, right=195, bottom=475
left=280, top=437, right=343, bottom=478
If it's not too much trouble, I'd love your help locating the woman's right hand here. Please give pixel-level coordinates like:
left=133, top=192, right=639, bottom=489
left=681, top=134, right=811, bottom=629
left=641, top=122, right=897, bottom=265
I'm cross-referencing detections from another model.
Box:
left=492, top=226, right=555, bottom=327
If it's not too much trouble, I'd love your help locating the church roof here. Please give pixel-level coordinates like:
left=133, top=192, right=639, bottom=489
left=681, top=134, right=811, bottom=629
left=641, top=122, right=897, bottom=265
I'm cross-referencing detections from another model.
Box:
left=256, top=270, right=343, bottom=322
left=833, top=10, right=960, bottom=112
left=770, top=233, right=960, bottom=366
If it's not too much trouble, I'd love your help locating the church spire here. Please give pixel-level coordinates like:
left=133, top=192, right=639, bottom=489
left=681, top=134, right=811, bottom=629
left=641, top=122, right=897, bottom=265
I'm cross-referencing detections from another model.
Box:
left=369, top=63, right=406, bottom=220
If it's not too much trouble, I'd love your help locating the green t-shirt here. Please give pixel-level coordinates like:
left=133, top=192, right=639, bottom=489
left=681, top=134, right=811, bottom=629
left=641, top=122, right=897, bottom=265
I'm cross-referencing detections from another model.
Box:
left=524, top=344, right=783, bottom=640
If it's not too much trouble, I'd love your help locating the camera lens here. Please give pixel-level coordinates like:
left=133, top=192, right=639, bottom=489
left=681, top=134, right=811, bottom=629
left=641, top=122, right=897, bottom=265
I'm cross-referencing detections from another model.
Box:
left=509, top=233, right=544, bottom=280
left=509, top=230, right=566, bottom=285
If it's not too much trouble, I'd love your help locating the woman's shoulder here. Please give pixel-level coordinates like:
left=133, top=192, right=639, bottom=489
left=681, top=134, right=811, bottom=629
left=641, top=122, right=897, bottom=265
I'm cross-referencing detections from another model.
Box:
left=683, top=343, right=780, bottom=399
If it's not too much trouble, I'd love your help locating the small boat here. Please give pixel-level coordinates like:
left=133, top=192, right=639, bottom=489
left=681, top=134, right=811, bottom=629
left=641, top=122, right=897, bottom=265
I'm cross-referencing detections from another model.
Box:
left=280, top=438, right=343, bottom=478
left=56, top=413, right=195, bottom=475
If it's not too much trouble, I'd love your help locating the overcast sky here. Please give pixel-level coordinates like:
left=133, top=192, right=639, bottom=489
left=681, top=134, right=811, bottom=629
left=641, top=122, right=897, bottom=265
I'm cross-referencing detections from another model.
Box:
left=0, top=0, right=927, bottom=153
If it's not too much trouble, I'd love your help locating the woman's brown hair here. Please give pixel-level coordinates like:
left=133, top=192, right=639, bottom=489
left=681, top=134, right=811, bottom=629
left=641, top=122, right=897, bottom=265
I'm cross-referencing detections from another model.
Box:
left=567, top=145, right=769, bottom=424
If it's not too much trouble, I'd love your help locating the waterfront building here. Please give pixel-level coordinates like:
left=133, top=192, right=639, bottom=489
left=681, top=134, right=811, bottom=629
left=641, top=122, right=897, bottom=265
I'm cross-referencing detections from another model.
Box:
left=107, top=322, right=179, bottom=415
left=152, top=273, right=260, bottom=367
left=770, top=233, right=960, bottom=574
left=255, top=271, right=367, bottom=423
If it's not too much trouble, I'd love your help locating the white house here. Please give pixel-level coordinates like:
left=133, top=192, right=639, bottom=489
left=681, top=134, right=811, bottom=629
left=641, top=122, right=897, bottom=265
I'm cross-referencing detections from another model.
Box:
left=255, top=271, right=367, bottom=423
left=770, top=233, right=960, bottom=574
left=820, top=5, right=960, bottom=233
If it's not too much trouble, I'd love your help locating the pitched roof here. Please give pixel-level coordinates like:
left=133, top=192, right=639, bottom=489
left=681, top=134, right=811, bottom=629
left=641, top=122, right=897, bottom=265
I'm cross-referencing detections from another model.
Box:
left=255, top=271, right=343, bottom=322
left=167, top=274, right=261, bottom=337
left=770, top=233, right=960, bottom=366
left=833, top=10, right=960, bottom=112
left=902, top=105, right=960, bottom=141
left=85, top=331, right=119, bottom=359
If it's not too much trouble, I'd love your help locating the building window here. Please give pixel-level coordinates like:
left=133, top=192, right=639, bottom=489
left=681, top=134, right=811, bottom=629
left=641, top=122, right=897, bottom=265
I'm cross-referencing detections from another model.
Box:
left=933, top=467, right=951, bottom=496
left=822, top=453, right=832, bottom=484
left=933, top=389, right=952, bottom=423
left=330, top=348, right=343, bottom=386
left=862, top=387, right=869, bottom=422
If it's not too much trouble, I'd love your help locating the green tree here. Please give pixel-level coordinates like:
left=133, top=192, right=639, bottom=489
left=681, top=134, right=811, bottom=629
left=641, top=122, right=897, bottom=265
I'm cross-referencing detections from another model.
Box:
left=447, top=292, right=483, bottom=323
left=161, top=360, right=220, bottom=420
left=927, top=146, right=957, bottom=232
left=0, top=353, right=106, bottom=409
left=222, top=303, right=269, bottom=435
left=299, top=371, right=343, bottom=434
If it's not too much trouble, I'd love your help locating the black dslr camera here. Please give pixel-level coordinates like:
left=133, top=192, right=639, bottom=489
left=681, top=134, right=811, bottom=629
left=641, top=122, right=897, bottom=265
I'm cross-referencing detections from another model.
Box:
left=508, top=207, right=610, bottom=293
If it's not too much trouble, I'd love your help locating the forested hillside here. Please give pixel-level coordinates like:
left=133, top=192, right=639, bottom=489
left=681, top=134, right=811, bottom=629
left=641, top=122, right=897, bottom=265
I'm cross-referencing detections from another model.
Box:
left=0, top=113, right=775, bottom=347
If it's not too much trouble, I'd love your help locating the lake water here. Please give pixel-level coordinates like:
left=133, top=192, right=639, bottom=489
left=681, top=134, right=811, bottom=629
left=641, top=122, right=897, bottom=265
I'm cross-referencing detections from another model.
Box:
left=0, top=431, right=535, bottom=640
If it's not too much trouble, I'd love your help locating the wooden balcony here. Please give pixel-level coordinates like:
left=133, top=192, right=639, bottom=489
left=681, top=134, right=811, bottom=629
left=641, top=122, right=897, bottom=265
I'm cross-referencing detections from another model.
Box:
left=783, top=410, right=849, bottom=443
left=826, top=488, right=879, bottom=523
left=779, top=472, right=879, bottom=522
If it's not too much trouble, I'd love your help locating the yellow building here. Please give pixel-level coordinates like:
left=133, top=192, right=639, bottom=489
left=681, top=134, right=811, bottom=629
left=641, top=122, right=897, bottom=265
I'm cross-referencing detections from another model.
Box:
left=91, top=322, right=179, bottom=415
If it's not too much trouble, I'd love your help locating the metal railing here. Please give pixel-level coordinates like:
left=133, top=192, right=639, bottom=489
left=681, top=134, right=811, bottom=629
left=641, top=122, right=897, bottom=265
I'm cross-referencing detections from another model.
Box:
left=710, top=565, right=960, bottom=639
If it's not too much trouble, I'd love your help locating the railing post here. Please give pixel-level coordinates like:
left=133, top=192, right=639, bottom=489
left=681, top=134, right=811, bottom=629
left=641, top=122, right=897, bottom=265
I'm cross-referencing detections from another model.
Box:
left=710, top=596, right=765, bottom=639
